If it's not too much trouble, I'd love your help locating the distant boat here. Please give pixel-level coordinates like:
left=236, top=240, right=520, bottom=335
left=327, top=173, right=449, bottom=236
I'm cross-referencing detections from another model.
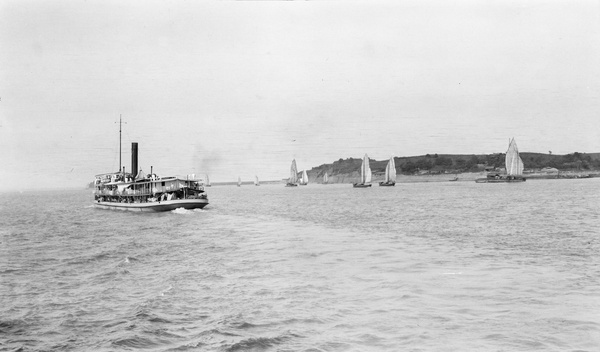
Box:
left=237, top=177, right=242, bottom=187
left=323, top=172, right=329, bottom=184
left=449, top=176, right=458, bottom=182
left=476, top=138, right=526, bottom=183
left=379, top=156, right=396, bottom=186
left=353, top=154, right=372, bottom=188
left=254, top=175, right=260, bottom=186
left=286, top=159, right=299, bottom=187
left=205, top=174, right=211, bottom=187
left=299, top=170, right=309, bottom=186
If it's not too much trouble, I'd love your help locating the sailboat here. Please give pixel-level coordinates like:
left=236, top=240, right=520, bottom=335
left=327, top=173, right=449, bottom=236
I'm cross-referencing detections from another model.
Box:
left=286, top=159, right=299, bottom=187
left=237, top=177, right=242, bottom=187
left=379, top=156, right=396, bottom=186
left=323, top=172, right=329, bottom=184
left=299, top=170, right=309, bottom=185
left=205, top=174, right=211, bottom=187
left=476, top=138, right=526, bottom=183
left=254, top=175, right=260, bottom=186
left=353, top=154, right=372, bottom=188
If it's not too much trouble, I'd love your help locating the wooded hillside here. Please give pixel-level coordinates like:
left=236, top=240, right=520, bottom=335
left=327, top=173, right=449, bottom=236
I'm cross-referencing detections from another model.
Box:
left=308, top=152, right=600, bottom=177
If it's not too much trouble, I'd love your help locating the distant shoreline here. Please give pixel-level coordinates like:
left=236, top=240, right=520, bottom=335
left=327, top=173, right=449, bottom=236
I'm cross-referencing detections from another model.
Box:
left=210, top=171, right=600, bottom=186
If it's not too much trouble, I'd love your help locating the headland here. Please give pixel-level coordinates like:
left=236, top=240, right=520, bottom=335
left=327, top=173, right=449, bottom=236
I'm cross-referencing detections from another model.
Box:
left=304, top=152, right=600, bottom=184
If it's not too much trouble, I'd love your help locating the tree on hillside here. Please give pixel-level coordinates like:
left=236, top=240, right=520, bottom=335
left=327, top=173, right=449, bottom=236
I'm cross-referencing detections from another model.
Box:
left=401, top=161, right=417, bottom=173
left=434, top=156, right=453, bottom=167
left=415, top=159, right=433, bottom=171
left=486, top=153, right=504, bottom=168
left=462, top=155, right=480, bottom=171
left=454, top=158, right=466, bottom=169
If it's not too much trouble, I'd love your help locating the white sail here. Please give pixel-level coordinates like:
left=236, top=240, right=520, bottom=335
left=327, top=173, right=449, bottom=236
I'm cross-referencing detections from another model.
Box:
left=289, top=159, right=298, bottom=184
left=385, top=156, right=396, bottom=183
left=505, top=138, right=524, bottom=176
left=237, top=177, right=242, bottom=187
left=361, top=154, right=371, bottom=184
left=205, top=174, right=211, bottom=187
left=301, top=170, right=308, bottom=184
left=254, top=175, right=259, bottom=186
left=323, top=172, right=328, bottom=183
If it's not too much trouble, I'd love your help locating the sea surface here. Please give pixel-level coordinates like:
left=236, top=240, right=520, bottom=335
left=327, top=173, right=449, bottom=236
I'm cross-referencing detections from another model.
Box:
left=1, top=179, right=599, bottom=352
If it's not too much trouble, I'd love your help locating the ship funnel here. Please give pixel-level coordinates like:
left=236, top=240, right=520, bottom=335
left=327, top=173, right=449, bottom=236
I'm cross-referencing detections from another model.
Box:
left=131, top=142, right=138, bottom=177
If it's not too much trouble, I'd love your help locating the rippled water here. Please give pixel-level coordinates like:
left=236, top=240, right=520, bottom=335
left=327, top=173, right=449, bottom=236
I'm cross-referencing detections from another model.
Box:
left=1, top=179, right=599, bottom=351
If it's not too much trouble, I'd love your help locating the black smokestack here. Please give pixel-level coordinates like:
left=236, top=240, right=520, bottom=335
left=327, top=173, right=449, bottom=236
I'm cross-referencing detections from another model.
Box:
left=131, top=142, right=138, bottom=177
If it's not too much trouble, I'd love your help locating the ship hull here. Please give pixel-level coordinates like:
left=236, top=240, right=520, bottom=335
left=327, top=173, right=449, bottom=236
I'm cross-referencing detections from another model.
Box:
left=475, top=178, right=526, bottom=183
left=353, top=183, right=372, bottom=188
left=94, top=198, right=209, bottom=212
left=378, top=181, right=395, bottom=187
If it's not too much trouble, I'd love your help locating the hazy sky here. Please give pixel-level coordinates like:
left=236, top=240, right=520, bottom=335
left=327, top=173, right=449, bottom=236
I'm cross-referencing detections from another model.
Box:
left=1, top=0, right=599, bottom=190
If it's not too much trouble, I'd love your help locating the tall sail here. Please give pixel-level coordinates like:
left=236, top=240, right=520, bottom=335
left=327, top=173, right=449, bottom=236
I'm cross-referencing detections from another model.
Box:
left=205, top=174, right=211, bottom=187
left=385, top=156, right=396, bottom=183
left=505, top=138, right=524, bottom=176
left=323, top=172, right=328, bottom=184
left=237, top=177, right=242, bottom=187
left=289, top=159, right=298, bottom=184
left=254, top=175, right=259, bottom=186
left=302, top=170, right=309, bottom=185
left=361, top=154, right=371, bottom=184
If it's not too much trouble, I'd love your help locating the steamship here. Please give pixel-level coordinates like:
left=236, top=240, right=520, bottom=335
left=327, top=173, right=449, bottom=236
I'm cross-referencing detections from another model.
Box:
left=93, top=123, right=208, bottom=212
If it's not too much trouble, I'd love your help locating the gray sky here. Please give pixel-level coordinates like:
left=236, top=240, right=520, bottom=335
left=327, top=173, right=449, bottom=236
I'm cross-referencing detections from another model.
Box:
left=1, top=0, right=599, bottom=190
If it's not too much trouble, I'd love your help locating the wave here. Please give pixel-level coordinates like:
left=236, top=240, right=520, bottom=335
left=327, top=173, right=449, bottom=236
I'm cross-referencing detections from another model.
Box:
left=0, top=319, right=28, bottom=335
left=164, top=341, right=207, bottom=351
left=65, top=251, right=113, bottom=265
left=119, top=256, right=139, bottom=265
left=0, top=268, right=22, bottom=274
left=160, top=285, right=173, bottom=296
left=171, top=207, right=206, bottom=214
left=224, top=334, right=293, bottom=352
left=225, top=318, right=323, bottom=332
left=134, top=306, right=174, bottom=325
left=111, top=335, right=161, bottom=349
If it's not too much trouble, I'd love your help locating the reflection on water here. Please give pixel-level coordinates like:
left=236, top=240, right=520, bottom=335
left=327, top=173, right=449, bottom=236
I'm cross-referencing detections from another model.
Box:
left=1, top=179, right=599, bottom=351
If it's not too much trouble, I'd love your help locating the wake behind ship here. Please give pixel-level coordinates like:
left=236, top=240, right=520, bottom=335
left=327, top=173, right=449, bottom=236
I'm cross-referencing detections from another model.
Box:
left=93, top=142, right=208, bottom=212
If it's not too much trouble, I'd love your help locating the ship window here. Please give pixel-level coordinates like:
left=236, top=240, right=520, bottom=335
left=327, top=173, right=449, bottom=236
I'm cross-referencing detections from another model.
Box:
left=161, top=182, right=165, bottom=186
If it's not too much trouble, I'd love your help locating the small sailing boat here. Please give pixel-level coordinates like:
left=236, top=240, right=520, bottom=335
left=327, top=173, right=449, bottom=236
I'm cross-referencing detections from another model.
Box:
left=379, top=156, right=396, bottom=186
left=299, top=170, right=309, bottom=186
left=476, top=138, right=526, bottom=183
left=505, top=138, right=525, bottom=179
left=254, top=175, right=260, bottom=186
left=286, top=159, right=299, bottom=187
left=205, top=174, right=211, bottom=187
left=237, top=177, right=242, bottom=187
left=323, top=172, right=329, bottom=184
left=353, top=154, right=372, bottom=188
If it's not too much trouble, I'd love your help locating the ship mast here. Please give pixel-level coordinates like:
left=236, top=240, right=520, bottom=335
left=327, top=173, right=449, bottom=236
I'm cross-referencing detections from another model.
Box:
left=119, top=115, right=122, bottom=172
left=116, top=114, right=126, bottom=173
